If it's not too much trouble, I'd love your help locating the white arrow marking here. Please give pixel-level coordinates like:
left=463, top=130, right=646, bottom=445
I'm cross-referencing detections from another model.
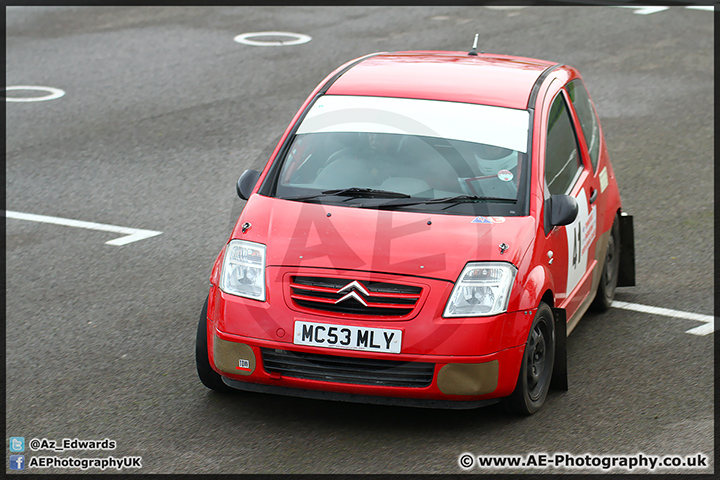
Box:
left=6, top=210, right=162, bottom=246
left=612, top=300, right=715, bottom=336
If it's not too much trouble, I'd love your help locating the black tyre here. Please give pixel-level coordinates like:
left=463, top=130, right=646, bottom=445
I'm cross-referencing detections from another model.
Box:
left=591, top=214, right=621, bottom=311
left=196, top=296, right=234, bottom=393
left=503, top=302, right=555, bottom=415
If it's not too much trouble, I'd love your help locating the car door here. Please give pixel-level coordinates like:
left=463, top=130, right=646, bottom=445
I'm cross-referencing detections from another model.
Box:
left=543, top=89, right=599, bottom=325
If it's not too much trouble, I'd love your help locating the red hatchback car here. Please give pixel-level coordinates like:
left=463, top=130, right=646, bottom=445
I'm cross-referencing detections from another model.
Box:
left=196, top=50, right=635, bottom=414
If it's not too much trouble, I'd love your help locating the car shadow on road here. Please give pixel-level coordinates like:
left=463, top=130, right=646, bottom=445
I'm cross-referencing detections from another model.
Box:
left=198, top=385, right=561, bottom=435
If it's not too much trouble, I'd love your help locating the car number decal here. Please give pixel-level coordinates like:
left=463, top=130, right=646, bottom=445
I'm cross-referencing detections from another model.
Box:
left=294, top=321, right=402, bottom=354
left=565, top=189, right=597, bottom=294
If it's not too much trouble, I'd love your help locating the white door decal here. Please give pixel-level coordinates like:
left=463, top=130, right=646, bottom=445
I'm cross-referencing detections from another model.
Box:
left=565, top=189, right=596, bottom=293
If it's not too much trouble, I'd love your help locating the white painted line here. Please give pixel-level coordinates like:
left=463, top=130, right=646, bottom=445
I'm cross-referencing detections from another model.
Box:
left=6, top=210, right=162, bottom=246
left=617, top=6, right=669, bottom=15
left=234, top=31, right=312, bottom=47
left=6, top=86, right=65, bottom=102
left=616, top=5, right=713, bottom=15
left=612, top=300, right=715, bottom=336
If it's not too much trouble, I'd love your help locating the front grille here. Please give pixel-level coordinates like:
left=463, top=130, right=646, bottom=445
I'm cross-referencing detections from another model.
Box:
left=261, top=348, right=434, bottom=388
left=290, top=276, right=422, bottom=317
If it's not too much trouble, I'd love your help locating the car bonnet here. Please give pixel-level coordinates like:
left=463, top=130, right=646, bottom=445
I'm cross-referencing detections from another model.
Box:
left=233, top=194, right=537, bottom=282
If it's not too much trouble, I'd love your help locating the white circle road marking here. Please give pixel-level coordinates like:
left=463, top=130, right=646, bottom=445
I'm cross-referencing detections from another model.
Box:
left=6, top=85, right=66, bottom=102
left=233, top=31, right=312, bottom=46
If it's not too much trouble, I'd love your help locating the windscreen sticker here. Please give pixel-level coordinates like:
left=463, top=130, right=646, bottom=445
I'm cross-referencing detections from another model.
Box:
left=471, top=216, right=506, bottom=224
left=497, top=170, right=514, bottom=182
left=298, top=95, right=530, bottom=153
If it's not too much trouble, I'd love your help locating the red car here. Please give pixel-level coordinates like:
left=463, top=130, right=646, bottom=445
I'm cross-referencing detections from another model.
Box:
left=196, top=49, right=635, bottom=414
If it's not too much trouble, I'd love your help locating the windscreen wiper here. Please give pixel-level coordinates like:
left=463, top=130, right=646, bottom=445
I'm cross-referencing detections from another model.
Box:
left=284, top=187, right=411, bottom=201
left=322, top=187, right=411, bottom=198
left=375, top=194, right=517, bottom=209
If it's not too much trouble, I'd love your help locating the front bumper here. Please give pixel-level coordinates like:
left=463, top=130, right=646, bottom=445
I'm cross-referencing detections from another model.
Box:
left=210, top=328, right=526, bottom=405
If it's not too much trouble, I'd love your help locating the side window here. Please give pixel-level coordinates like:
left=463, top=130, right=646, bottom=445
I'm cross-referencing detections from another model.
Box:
left=566, top=79, right=600, bottom=171
left=545, top=93, right=582, bottom=196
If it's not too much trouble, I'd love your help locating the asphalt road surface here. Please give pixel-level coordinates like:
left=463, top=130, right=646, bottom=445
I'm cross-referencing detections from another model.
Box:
left=5, top=6, right=714, bottom=475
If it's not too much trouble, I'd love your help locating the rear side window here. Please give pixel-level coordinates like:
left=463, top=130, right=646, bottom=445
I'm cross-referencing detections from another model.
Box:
left=566, top=79, right=600, bottom=171
left=545, top=93, right=582, bottom=196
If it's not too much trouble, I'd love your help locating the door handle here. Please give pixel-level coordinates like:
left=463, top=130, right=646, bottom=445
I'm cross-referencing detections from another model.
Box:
left=589, top=188, right=598, bottom=204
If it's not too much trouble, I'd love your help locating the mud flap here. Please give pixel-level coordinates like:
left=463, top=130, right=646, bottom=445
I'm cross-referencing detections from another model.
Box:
left=618, top=212, right=635, bottom=287
left=550, top=307, right=568, bottom=391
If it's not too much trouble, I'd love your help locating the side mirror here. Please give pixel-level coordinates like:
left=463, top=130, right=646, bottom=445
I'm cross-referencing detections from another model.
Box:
left=236, top=169, right=261, bottom=200
left=544, top=194, right=578, bottom=235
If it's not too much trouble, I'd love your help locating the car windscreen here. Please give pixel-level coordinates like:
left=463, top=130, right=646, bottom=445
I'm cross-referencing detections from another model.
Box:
left=265, top=95, right=531, bottom=216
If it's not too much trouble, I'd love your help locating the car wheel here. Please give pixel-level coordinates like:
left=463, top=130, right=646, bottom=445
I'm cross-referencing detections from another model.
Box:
left=503, top=302, right=555, bottom=415
left=196, top=296, right=234, bottom=393
left=591, top=214, right=621, bottom=311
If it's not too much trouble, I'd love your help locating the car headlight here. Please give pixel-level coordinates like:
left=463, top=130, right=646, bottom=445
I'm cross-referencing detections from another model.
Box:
left=219, top=240, right=266, bottom=301
left=443, top=262, right=517, bottom=317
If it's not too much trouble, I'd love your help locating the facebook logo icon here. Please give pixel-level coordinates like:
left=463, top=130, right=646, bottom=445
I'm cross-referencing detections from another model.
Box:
left=10, top=437, right=25, bottom=452
left=10, top=455, right=25, bottom=470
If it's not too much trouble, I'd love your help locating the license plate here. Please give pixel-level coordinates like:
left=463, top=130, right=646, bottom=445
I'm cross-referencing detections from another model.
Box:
left=293, top=321, right=402, bottom=354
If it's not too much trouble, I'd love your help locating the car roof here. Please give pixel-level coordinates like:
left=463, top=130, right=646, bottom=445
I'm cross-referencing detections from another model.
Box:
left=325, top=51, right=558, bottom=110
